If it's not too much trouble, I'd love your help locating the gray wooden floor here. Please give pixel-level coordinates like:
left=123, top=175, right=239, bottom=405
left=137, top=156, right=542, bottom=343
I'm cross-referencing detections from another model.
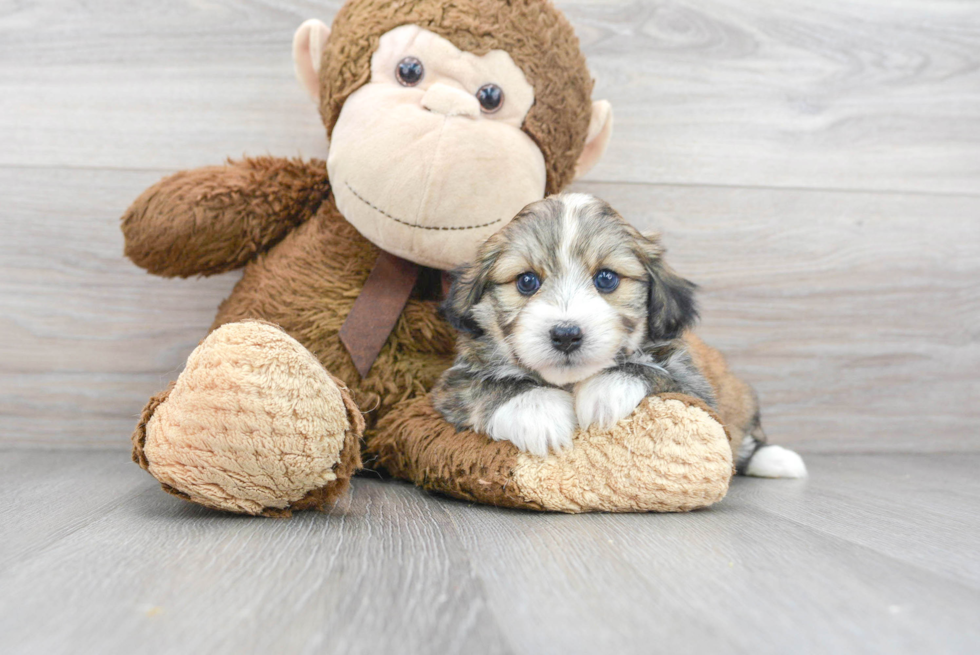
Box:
left=2, top=0, right=979, bottom=653
left=1, top=449, right=978, bottom=655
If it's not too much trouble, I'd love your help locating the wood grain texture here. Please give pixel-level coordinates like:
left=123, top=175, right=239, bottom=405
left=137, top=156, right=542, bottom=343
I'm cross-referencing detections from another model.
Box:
left=570, top=0, right=980, bottom=193
left=0, top=450, right=148, bottom=568
left=1, top=450, right=978, bottom=655
left=0, top=167, right=242, bottom=446
left=1, top=0, right=978, bottom=192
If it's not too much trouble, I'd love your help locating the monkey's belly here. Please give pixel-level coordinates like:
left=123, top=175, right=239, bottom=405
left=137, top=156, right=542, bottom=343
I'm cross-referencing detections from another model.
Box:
left=211, top=199, right=456, bottom=432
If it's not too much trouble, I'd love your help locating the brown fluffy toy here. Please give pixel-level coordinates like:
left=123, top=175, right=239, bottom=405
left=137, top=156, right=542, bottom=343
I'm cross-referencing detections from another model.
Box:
left=123, top=0, right=749, bottom=517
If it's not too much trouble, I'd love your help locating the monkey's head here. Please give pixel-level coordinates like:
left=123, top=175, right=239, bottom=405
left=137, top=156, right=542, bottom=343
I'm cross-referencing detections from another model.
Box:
left=292, top=0, right=613, bottom=270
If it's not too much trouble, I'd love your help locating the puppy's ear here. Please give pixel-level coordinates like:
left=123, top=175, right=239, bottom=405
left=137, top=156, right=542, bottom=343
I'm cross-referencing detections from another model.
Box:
left=637, top=235, right=699, bottom=341
left=440, top=262, right=490, bottom=337
left=648, top=265, right=699, bottom=341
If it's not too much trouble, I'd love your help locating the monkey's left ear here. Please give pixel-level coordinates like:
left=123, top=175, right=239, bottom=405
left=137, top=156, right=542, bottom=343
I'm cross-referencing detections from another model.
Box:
left=573, top=100, right=614, bottom=179
left=293, top=19, right=332, bottom=102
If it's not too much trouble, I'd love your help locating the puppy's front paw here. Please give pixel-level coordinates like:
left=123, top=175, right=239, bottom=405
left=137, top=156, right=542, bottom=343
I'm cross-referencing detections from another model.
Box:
left=486, top=388, right=577, bottom=457
left=575, top=371, right=648, bottom=429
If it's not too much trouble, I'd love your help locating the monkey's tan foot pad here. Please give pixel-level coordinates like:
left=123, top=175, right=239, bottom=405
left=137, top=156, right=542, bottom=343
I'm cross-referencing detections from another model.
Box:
left=132, top=320, right=363, bottom=517
left=372, top=393, right=734, bottom=513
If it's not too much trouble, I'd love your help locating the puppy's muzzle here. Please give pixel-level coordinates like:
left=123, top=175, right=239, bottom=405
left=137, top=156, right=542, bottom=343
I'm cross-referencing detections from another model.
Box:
left=550, top=324, right=583, bottom=354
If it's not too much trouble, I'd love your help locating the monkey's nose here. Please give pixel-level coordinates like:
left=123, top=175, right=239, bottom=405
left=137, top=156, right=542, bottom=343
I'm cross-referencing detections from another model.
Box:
left=421, top=83, right=481, bottom=119
left=550, top=325, right=583, bottom=354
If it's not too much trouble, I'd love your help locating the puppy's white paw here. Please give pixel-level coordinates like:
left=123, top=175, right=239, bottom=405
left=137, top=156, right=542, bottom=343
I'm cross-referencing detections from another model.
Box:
left=574, top=371, right=648, bottom=429
left=486, top=387, right=577, bottom=457
left=745, top=445, right=808, bottom=479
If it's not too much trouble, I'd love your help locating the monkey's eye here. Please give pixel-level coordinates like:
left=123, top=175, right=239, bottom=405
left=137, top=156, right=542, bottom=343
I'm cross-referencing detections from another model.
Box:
left=396, top=57, right=424, bottom=86
left=593, top=269, right=620, bottom=293
left=516, top=272, right=541, bottom=296
left=476, top=83, right=504, bottom=113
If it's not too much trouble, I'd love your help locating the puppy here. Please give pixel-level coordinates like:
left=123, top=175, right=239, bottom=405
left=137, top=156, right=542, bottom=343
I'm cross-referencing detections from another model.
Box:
left=432, top=193, right=806, bottom=478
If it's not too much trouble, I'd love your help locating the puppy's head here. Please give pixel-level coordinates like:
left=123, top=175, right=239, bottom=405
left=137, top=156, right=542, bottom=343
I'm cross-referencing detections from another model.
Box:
left=443, top=193, right=698, bottom=385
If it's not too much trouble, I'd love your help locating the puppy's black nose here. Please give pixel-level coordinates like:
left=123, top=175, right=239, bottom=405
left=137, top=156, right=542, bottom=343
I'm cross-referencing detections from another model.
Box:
left=550, top=325, right=583, bottom=354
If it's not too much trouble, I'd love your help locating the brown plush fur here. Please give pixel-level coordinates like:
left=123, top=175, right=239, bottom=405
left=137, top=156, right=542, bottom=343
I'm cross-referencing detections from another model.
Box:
left=123, top=157, right=330, bottom=278
left=122, top=0, right=753, bottom=515
left=209, top=195, right=458, bottom=445
left=374, top=393, right=734, bottom=513
left=320, top=0, right=594, bottom=195
left=372, top=397, right=533, bottom=508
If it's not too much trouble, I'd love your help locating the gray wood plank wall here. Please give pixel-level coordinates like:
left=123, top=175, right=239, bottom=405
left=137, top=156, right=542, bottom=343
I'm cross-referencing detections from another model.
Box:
left=2, top=0, right=978, bottom=451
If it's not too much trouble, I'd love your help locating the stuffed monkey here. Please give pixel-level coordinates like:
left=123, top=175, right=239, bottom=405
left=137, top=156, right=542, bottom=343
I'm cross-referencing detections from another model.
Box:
left=124, top=0, right=742, bottom=517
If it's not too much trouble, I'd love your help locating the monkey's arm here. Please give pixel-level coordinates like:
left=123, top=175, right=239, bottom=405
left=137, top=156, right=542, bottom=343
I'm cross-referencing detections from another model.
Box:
left=121, top=156, right=330, bottom=277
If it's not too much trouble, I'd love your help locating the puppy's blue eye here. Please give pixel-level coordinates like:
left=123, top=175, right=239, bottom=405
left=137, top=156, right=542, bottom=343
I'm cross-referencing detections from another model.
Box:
left=593, top=269, right=620, bottom=293
left=516, top=272, right=541, bottom=296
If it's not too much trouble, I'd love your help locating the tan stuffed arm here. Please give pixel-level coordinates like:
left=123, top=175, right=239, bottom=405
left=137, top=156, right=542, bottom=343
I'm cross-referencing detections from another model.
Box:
left=371, top=393, right=733, bottom=513
left=121, top=156, right=330, bottom=277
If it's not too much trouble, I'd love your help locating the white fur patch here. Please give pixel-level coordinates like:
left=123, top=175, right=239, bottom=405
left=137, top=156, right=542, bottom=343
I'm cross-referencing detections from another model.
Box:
left=512, top=277, right=622, bottom=386
left=559, top=192, right=596, bottom=211
left=485, top=387, right=577, bottom=457
left=744, top=445, right=808, bottom=479
left=574, top=371, right=648, bottom=429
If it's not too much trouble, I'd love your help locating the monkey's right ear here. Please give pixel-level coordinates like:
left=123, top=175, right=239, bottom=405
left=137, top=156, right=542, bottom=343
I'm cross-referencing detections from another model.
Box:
left=293, top=19, right=331, bottom=102
left=440, top=265, right=489, bottom=337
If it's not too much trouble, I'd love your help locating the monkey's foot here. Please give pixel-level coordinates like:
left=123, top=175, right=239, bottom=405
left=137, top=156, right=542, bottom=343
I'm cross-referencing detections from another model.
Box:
left=132, top=321, right=363, bottom=517
left=371, top=394, right=733, bottom=513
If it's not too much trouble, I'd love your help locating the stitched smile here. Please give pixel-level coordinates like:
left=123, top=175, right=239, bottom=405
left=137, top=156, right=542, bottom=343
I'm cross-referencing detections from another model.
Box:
left=345, top=182, right=504, bottom=231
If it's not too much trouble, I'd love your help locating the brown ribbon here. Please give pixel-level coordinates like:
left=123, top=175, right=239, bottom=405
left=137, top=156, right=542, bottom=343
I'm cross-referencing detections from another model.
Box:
left=339, top=251, right=420, bottom=378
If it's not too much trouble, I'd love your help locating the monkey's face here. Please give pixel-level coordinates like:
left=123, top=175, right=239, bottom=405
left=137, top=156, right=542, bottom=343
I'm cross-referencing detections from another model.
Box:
left=327, top=25, right=547, bottom=270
